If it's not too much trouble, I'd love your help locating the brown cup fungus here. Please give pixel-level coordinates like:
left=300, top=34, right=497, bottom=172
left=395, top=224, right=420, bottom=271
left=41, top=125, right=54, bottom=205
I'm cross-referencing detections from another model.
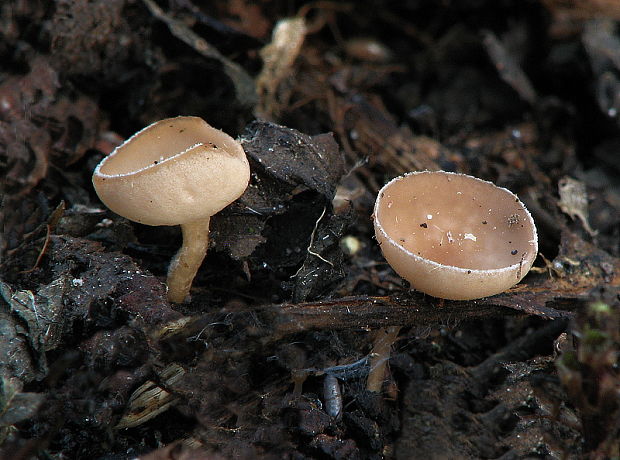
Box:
left=93, top=116, right=250, bottom=303
left=373, top=171, right=537, bottom=300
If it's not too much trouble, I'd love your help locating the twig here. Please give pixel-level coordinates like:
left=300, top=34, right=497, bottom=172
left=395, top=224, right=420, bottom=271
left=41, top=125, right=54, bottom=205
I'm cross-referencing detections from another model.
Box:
left=142, top=0, right=256, bottom=107
left=18, top=224, right=51, bottom=274
left=306, top=206, right=334, bottom=267
left=292, top=206, right=333, bottom=278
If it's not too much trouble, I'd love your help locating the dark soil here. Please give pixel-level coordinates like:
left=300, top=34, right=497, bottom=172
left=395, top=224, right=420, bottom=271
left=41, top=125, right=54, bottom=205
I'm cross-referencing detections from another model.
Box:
left=1, top=1, right=619, bottom=459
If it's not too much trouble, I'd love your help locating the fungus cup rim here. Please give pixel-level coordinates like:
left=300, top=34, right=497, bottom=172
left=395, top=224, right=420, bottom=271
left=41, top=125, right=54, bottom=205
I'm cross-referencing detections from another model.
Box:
left=93, top=116, right=213, bottom=179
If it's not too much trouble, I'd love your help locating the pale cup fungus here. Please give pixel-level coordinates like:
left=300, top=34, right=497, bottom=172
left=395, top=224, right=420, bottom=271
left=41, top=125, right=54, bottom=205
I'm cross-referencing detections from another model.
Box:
left=373, top=171, right=538, bottom=300
left=92, top=116, right=250, bottom=303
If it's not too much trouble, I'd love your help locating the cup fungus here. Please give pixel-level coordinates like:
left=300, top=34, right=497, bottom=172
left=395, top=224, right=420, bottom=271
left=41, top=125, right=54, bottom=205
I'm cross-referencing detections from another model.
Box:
left=92, top=116, right=250, bottom=303
left=373, top=171, right=537, bottom=300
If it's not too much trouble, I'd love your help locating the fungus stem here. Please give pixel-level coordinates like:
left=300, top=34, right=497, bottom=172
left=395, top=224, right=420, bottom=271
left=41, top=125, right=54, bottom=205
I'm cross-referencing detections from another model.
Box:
left=166, top=217, right=211, bottom=303
left=367, top=326, right=401, bottom=393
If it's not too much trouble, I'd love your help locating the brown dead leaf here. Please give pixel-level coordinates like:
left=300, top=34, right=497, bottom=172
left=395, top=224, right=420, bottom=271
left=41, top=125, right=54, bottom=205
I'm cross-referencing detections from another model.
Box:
left=257, top=17, right=307, bottom=118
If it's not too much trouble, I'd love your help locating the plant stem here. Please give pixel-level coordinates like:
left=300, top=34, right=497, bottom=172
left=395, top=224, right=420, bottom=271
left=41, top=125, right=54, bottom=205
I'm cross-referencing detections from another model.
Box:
left=166, top=217, right=211, bottom=303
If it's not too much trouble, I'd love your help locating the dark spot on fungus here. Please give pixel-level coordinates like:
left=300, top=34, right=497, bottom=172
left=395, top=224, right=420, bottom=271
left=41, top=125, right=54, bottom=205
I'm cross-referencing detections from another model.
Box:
left=179, top=129, right=185, bottom=133
left=154, top=160, right=158, bottom=164
left=400, top=238, right=406, bottom=242
left=511, top=249, right=518, bottom=255
left=507, top=214, right=520, bottom=226
left=482, top=220, right=487, bottom=224
left=467, top=270, right=471, bottom=274
left=420, top=223, right=428, bottom=228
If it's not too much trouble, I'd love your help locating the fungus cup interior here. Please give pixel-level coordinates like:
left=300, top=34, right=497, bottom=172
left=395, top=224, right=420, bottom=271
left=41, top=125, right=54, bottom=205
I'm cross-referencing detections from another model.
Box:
left=92, top=116, right=250, bottom=303
left=373, top=171, right=538, bottom=300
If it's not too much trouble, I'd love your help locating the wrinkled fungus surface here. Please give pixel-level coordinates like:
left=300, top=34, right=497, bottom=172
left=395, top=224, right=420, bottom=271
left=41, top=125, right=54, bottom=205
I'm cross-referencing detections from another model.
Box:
left=373, top=171, right=538, bottom=300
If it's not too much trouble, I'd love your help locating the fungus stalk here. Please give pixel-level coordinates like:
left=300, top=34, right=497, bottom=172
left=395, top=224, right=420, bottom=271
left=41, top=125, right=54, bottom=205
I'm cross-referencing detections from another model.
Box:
left=367, top=326, right=401, bottom=393
left=167, top=217, right=211, bottom=304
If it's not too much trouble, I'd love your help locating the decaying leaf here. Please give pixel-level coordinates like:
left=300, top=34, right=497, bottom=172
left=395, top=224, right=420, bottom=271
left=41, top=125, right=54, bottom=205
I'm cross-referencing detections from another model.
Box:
left=0, top=377, right=44, bottom=443
left=558, top=176, right=597, bottom=236
left=0, top=278, right=68, bottom=381
left=483, top=30, right=537, bottom=104
left=211, top=121, right=346, bottom=301
left=115, top=363, right=186, bottom=430
left=257, top=17, right=307, bottom=117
